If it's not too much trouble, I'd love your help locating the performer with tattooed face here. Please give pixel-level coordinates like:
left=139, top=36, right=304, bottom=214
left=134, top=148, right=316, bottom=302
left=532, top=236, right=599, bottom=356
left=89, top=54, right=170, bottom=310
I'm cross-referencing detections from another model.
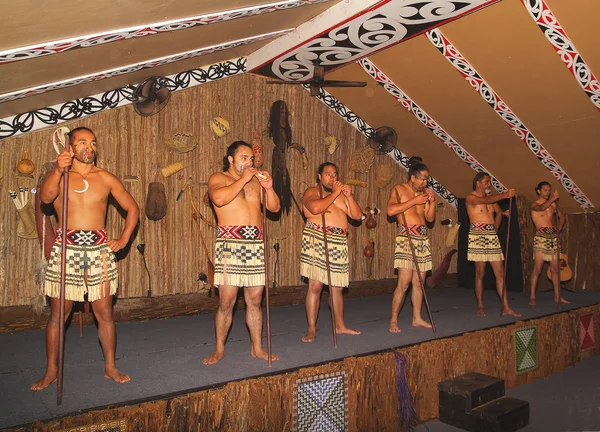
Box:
left=204, top=141, right=280, bottom=365
left=32, top=127, right=139, bottom=390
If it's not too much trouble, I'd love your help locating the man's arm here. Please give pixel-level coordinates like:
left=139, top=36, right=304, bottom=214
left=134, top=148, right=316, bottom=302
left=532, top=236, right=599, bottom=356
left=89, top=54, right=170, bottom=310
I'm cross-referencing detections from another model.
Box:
left=257, top=171, right=280, bottom=213
left=341, top=185, right=362, bottom=220
left=40, top=150, right=73, bottom=204
left=493, top=203, right=502, bottom=231
left=424, top=189, right=435, bottom=223
left=208, top=171, right=251, bottom=208
left=387, top=185, right=428, bottom=216
left=303, top=186, right=339, bottom=215
left=106, top=174, right=140, bottom=252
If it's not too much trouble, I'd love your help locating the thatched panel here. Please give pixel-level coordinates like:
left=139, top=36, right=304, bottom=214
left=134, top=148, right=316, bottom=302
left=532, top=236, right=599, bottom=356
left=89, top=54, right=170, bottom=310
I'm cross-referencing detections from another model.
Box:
left=0, top=73, right=457, bottom=307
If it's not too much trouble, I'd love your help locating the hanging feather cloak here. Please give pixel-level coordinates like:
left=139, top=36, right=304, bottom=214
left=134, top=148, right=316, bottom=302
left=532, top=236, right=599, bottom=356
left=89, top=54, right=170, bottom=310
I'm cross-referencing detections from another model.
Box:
left=268, top=100, right=292, bottom=215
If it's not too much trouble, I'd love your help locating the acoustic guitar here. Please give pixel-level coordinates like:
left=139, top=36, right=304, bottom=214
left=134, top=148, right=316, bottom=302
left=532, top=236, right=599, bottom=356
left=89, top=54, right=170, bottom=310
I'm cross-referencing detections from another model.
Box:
left=547, top=252, right=572, bottom=282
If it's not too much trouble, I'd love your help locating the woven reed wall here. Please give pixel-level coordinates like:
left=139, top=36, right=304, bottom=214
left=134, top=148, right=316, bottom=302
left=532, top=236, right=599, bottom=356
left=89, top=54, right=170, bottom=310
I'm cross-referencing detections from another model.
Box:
left=0, top=73, right=457, bottom=307
left=11, top=304, right=598, bottom=432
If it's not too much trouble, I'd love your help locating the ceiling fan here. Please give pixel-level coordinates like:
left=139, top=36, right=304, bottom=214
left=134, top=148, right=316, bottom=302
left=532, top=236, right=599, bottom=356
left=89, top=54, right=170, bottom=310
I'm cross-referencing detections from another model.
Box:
left=266, top=64, right=367, bottom=96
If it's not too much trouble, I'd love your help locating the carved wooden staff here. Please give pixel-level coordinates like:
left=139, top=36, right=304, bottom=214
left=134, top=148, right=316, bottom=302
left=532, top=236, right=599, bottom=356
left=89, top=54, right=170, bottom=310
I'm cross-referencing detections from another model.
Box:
left=501, top=197, right=513, bottom=316
left=57, top=138, right=70, bottom=406
left=320, top=185, right=338, bottom=348
left=394, top=188, right=436, bottom=334
left=262, top=187, right=273, bottom=367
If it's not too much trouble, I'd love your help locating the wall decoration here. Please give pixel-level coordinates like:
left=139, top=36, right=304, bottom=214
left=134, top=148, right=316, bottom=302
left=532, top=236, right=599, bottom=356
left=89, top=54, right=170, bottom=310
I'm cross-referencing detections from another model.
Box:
left=427, top=29, right=593, bottom=209
left=254, top=0, right=501, bottom=81
left=579, top=313, right=595, bottom=352
left=325, top=134, right=338, bottom=154
left=520, top=0, right=600, bottom=112
left=268, top=100, right=293, bottom=215
left=9, top=187, right=37, bottom=239
left=358, top=57, right=506, bottom=193
left=210, top=117, right=231, bottom=138
left=252, top=129, right=264, bottom=168
left=164, top=131, right=198, bottom=153
left=0, top=0, right=331, bottom=65
left=0, top=58, right=246, bottom=140
left=514, top=325, right=538, bottom=374
left=16, top=150, right=35, bottom=175
left=307, top=85, right=457, bottom=207
left=293, top=371, right=347, bottom=432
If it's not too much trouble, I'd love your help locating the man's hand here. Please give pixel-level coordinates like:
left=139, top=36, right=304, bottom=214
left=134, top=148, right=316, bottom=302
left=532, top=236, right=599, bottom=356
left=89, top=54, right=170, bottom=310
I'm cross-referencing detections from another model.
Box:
left=424, top=188, right=435, bottom=202
left=257, top=171, right=273, bottom=189
left=241, top=167, right=258, bottom=183
left=551, top=190, right=559, bottom=202
left=341, top=184, right=352, bottom=197
left=107, top=237, right=128, bottom=253
left=502, top=209, right=510, bottom=218
left=56, top=149, right=74, bottom=174
left=413, top=193, right=429, bottom=205
left=332, top=181, right=344, bottom=196
left=503, top=188, right=516, bottom=199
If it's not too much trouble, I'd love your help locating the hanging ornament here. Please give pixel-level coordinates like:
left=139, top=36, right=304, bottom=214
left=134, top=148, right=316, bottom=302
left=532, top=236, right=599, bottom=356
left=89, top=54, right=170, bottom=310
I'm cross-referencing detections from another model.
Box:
left=17, top=150, right=35, bottom=175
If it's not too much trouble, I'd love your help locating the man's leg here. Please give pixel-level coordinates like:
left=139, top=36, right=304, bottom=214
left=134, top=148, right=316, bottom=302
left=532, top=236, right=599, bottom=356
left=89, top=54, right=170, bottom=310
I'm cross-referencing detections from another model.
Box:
left=244, top=285, right=278, bottom=361
left=31, top=297, right=74, bottom=390
left=489, top=261, right=520, bottom=317
left=302, top=279, right=323, bottom=342
left=390, top=268, right=413, bottom=332
left=411, top=271, right=432, bottom=328
left=331, top=286, right=360, bottom=335
left=529, top=253, right=545, bottom=305
left=203, top=285, right=238, bottom=365
left=91, top=284, right=130, bottom=383
left=550, top=257, right=570, bottom=304
left=474, top=261, right=487, bottom=316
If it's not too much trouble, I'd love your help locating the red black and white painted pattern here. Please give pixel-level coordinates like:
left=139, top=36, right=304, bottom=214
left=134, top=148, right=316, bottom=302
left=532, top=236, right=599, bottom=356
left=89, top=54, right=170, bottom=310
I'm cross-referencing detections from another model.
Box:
left=0, top=30, right=287, bottom=105
left=520, top=0, right=600, bottom=112
left=0, top=0, right=330, bottom=65
left=358, top=57, right=506, bottom=193
left=255, top=0, right=501, bottom=81
left=427, top=29, right=593, bottom=209
left=0, top=58, right=246, bottom=140
left=307, top=85, right=457, bottom=207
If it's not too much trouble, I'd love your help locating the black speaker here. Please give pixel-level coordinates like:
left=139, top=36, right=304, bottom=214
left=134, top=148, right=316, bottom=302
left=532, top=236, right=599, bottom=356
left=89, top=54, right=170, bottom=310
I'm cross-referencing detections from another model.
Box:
left=457, top=198, right=523, bottom=292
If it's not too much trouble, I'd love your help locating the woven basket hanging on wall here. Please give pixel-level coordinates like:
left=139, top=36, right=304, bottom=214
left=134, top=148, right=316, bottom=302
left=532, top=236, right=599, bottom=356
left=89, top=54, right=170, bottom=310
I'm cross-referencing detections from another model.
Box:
left=349, top=146, right=375, bottom=173
left=164, top=130, right=198, bottom=153
left=375, top=163, right=395, bottom=188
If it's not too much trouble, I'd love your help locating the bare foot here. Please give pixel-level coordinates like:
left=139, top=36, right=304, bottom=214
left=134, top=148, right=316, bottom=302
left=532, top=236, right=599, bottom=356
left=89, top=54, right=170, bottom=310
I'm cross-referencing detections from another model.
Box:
left=104, top=367, right=130, bottom=383
left=203, top=350, right=225, bottom=365
left=30, top=371, right=57, bottom=391
left=555, top=297, right=571, bottom=304
left=302, top=330, right=317, bottom=343
left=477, top=307, right=486, bottom=317
left=251, top=348, right=279, bottom=361
left=528, top=298, right=536, bottom=306
left=336, top=326, right=361, bottom=335
left=412, top=318, right=432, bottom=329
left=389, top=322, right=401, bottom=333
left=501, top=307, right=522, bottom=317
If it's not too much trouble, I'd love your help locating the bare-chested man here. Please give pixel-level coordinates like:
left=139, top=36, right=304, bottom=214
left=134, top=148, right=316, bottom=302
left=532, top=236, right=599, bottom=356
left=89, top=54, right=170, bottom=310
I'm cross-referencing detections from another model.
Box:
left=529, top=181, right=569, bottom=306
left=31, top=127, right=139, bottom=390
left=300, top=162, right=363, bottom=342
left=387, top=157, right=435, bottom=333
left=203, top=141, right=280, bottom=365
left=466, top=172, right=519, bottom=317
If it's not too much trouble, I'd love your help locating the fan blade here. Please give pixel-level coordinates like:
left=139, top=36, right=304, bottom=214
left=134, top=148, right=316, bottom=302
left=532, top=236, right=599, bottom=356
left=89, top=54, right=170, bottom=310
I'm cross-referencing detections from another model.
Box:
left=155, top=87, right=171, bottom=104
left=265, top=80, right=310, bottom=85
left=313, top=65, right=325, bottom=83
left=322, top=80, right=367, bottom=88
left=136, top=99, right=160, bottom=115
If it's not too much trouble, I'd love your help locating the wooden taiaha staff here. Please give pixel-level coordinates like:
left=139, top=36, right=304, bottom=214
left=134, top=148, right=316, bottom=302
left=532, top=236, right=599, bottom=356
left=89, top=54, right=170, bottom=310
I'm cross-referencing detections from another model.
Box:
left=501, top=197, right=513, bottom=316
left=261, top=187, right=273, bottom=367
left=57, top=137, right=70, bottom=406
left=319, top=184, right=338, bottom=348
left=394, top=187, right=436, bottom=334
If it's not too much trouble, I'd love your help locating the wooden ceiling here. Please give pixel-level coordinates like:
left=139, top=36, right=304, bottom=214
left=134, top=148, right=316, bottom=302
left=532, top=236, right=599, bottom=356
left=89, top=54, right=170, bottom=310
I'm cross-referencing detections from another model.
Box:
left=1, top=0, right=599, bottom=211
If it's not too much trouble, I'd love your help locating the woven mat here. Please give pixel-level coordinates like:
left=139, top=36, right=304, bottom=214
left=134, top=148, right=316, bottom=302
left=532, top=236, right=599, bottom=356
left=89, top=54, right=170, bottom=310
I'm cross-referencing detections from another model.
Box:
left=294, top=371, right=347, bottom=432
left=514, top=325, right=538, bottom=374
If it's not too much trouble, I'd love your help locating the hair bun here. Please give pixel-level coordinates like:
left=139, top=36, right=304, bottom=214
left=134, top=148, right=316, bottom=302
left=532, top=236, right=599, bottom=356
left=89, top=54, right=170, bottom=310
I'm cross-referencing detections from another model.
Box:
left=409, top=156, right=422, bottom=167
